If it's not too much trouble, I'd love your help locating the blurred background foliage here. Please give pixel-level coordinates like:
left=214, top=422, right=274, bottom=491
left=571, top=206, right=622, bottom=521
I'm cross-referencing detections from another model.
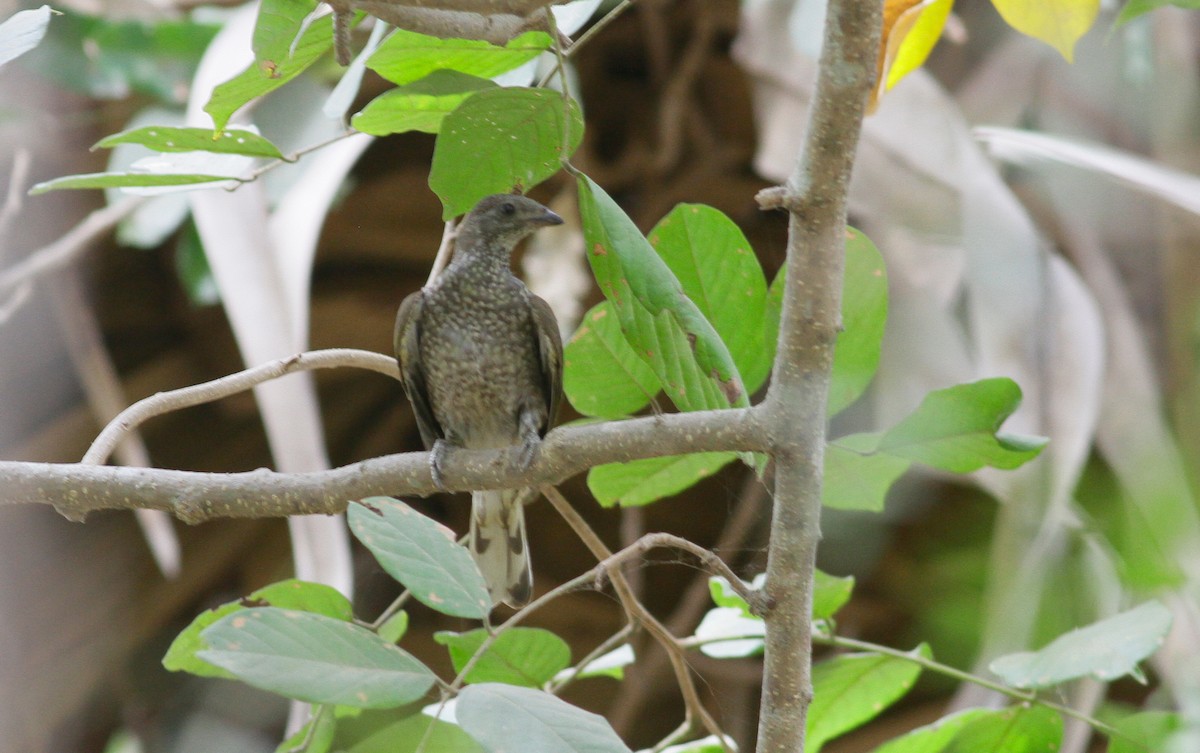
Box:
left=2, top=0, right=1200, bottom=751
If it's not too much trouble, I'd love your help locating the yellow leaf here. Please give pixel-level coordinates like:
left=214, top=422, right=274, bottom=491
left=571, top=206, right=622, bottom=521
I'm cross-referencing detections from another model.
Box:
left=870, top=0, right=953, bottom=113
left=990, top=0, right=1099, bottom=61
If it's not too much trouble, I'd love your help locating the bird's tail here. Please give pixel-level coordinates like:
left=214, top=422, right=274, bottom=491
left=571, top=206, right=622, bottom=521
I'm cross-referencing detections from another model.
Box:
left=469, top=490, right=532, bottom=607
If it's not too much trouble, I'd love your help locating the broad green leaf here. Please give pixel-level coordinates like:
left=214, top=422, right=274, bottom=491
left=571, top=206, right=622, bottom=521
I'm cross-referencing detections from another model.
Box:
left=587, top=452, right=737, bottom=508
left=806, top=645, right=929, bottom=753
left=348, top=497, right=491, bottom=619
left=765, top=227, right=888, bottom=416
left=199, top=607, right=436, bottom=708
left=0, top=5, right=51, bottom=68
left=694, top=607, right=764, bottom=658
left=204, top=0, right=333, bottom=131
left=430, top=88, right=582, bottom=219
left=564, top=301, right=661, bottom=418
left=332, top=708, right=484, bottom=753
left=435, top=628, right=571, bottom=688
left=163, top=579, right=353, bottom=678
left=378, top=611, right=409, bottom=644
left=812, top=570, right=856, bottom=621
left=352, top=70, right=496, bottom=136
left=873, top=708, right=992, bottom=753
left=1117, top=0, right=1200, bottom=26
left=577, top=175, right=747, bottom=411
left=945, top=704, right=1062, bottom=752
left=649, top=204, right=771, bottom=392
left=1109, top=711, right=1185, bottom=753
left=94, top=126, right=283, bottom=158
left=658, top=736, right=730, bottom=753
left=990, top=0, right=1099, bottom=61
left=831, top=229, right=888, bottom=414
left=988, top=601, right=1172, bottom=688
left=881, top=0, right=954, bottom=91
left=875, top=378, right=1048, bottom=472
left=824, top=433, right=911, bottom=511
left=457, top=683, right=632, bottom=753
left=30, top=171, right=236, bottom=194
left=367, top=29, right=550, bottom=85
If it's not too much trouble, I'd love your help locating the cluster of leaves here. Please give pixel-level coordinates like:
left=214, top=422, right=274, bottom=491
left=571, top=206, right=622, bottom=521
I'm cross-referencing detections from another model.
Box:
left=163, top=492, right=1178, bottom=753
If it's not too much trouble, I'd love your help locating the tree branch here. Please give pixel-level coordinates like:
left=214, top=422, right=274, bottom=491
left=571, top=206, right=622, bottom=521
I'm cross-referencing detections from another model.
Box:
left=753, top=1, right=881, bottom=753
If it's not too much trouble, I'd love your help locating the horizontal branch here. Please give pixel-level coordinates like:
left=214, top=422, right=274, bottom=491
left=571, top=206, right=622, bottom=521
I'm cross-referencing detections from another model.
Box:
left=3, top=408, right=766, bottom=524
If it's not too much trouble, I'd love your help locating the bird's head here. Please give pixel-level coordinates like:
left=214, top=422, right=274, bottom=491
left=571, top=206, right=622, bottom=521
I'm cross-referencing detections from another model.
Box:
left=456, top=194, right=564, bottom=252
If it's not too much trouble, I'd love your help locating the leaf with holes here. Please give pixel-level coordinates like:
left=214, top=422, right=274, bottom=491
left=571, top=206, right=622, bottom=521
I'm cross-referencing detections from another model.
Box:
left=94, top=126, right=284, bottom=158
left=348, top=497, right=491, bottom=618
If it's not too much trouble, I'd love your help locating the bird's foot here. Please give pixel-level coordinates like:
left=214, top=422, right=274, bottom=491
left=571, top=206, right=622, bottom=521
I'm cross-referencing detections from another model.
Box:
left=429, top=440, right=450, bottom=492
left=518, top=436, right=541, bottom=472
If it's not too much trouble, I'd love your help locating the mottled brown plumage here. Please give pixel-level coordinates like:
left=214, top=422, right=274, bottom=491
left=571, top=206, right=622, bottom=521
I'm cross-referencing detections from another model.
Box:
left=394, top=194, right=564, bottom=607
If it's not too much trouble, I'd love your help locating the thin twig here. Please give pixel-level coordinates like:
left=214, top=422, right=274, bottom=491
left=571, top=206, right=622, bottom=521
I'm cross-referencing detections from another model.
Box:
left=548, top=624, right=635, bottom=694
left=535, top=0, right=636, bottom=88
left=425, top=220, right=458, bottom=284
left=0, top=148, right=32, bottom=256
left=0, top=196, right=146, bottom=300
left=82, top=348, right=400, bottom=465
left=541, top=486, right=731, bottom=752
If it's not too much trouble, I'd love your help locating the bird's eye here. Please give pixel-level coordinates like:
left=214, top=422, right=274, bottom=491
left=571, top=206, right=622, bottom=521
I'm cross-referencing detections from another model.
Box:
left=501, top=202, right=516, bottom=216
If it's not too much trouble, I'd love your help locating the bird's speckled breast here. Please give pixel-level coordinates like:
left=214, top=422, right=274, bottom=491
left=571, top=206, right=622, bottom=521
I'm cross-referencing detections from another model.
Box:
left=419, top=262, right=548, bottom=450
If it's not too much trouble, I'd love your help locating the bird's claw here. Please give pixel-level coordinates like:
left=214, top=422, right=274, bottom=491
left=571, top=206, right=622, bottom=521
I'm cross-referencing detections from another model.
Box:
left=430, top=440, right=449, bottom=492
left=518, top=437, right=541, bottom=472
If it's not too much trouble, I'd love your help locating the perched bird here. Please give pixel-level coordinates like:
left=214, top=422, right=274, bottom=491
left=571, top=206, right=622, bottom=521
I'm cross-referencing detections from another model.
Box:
left=394, top=194, right=564, bottom=607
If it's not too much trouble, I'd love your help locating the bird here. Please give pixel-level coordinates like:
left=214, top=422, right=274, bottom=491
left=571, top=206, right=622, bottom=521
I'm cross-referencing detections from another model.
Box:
left=394, top=193, right=564, bottom=608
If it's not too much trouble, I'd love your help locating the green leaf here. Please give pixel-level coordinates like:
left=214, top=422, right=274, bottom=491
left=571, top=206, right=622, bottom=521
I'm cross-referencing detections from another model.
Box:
left=649, top=204, right=771, bottom=393
left=587, top=452, right=738, bottom=508
left=199, top=607, right=436, bottom=708
left=658, top=736, right=730, bottom=753
left=0, top=5, right=51, bottom=68
left=367, top=29, right=550, bottom=85
left=823, top=433, right=911, bottom=511
left=830, top=229, right=888, bottom=414
left=30, top=171, right=236, bottom=194
left=352, top=70, right=496, bottom=136
left=988, top=601, right=1172, bottom=689
left=348, top=497, right=492, bottom=619
left=944, top=704, right=1062, bottom=752
left=94, top=126, right=284, bottom=158
left=1117, top=0, right=1200, bottom=26
left=1109, top=711, right=1185, bottom=753
left=435, top=628, right=571, bottom=688
left=806, top=645, right=929, bottom=753
left=163, top=579, right=353, bottom=678
left=873, top=708, right=992, bottom=753
left=457, top=683, right=632, bottom=753
left=564, top=301, right=661, bottom=418
left=378, top=611, right=409, bottom=644
left=204, top=0, right=333, bottom=132
left=875, top=378, right=1048, bottom=472
left=577, top=175, right=748, bottom=412
left=332, top=708, right=484, bottom=753
left=430, top=88, right=582, bottom=219
left=812, top=569, right=856, bottom=622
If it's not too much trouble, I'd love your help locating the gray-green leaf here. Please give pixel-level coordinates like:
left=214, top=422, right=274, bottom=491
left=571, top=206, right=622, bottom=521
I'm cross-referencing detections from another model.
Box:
left=457, top=683, right=632, bottom=753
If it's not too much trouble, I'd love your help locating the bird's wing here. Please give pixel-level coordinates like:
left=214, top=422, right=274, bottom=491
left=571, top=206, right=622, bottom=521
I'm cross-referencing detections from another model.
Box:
left=394, top=290, right=443, bottom=449
left=528, top=293, right=564, bottom=435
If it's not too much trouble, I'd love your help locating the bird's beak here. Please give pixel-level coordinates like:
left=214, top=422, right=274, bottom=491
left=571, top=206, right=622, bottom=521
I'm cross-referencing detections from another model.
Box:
left=533, top=208, right=564, bottom=227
